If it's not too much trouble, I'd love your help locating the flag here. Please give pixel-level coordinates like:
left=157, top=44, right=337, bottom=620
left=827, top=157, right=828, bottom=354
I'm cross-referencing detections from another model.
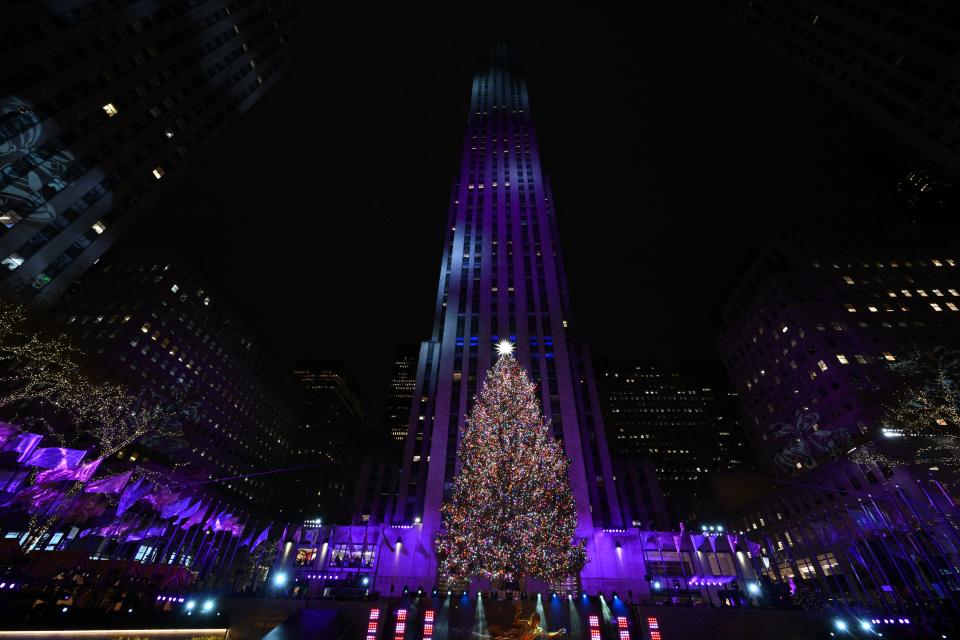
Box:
left=36, top=466, right=76, bottom=483
left=117, top=478, right=153, bottom=517
left=85, top=470, right=132, bottom=494
left=180, top=502, right=209, bottom=529
left=125, top=525, right=168, bottom=542
left=23, top=447, right=86, bottom=469
left=0, top=422, right=19, bottom=447
left=73, top=458, right=103, bottom=482
left=143, top=486, right=180, bottom=511
left=174, top=499, right=202, bottom=524
left=162, top=496, right=194, bottom=520
left=3, top=432, right=43, bottom=462
left=252, top=525, right=271, bottom=550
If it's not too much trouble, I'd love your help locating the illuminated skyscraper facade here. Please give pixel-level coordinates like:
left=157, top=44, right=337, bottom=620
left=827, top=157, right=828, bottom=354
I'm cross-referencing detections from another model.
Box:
left=390, top=46, right=622, bottom=538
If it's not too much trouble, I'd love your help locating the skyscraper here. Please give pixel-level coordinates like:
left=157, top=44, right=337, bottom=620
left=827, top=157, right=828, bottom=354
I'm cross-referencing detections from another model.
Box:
left=282, top=360, right=365, bottom=523
left=389, top=46, right=622, bottom=537
left=384, top=346, right=418, bottom=443
left=52, top=252, right=303, bottom=512
left=597, top=361, right=750, bottom=521
left=0, top=0, right=291, bottom=303
left=717, top=0, right=960, bottom=179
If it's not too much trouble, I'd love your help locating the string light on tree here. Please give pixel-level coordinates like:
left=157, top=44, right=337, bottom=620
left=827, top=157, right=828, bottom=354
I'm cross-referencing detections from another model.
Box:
left=435, top=349, right=586, bottom=584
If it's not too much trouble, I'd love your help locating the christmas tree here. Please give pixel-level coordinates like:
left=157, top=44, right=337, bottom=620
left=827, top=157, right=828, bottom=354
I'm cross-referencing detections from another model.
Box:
left=435, top=342, right=586, bottom=584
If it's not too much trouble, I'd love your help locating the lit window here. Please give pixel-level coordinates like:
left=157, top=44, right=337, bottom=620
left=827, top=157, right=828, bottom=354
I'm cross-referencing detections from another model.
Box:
left=947, top=302, right=959, bottom=311
left=931, top=303, right=943, bottom=311
left=836, top=355, right=849, bottom=365
left=901, top=289, right=912, bottom=297
left=867, top=306, right=878, bottom=312
left=0, top=211, right=22, bottom=228
left=817, top=360, right=828, bottom=371
left=102, top=103, right=119, bottom=116
left=845, top=304, right=856, bottom=313
left=2, top=253, right=24, bottom=270
left=171, top=284, right=179, bottom=293
left=91, top=220, right=106, bottom=234
left=933, top=289, right=944, bottom=297
left=918, top=289, right=928, bottom=297
left=883, top=352, right=896, bottom=362
left=152, top=166, right=165, bottom=179
left=843, top=276, right=854, bottom=284
left=854, top=355, right=868, bottom=364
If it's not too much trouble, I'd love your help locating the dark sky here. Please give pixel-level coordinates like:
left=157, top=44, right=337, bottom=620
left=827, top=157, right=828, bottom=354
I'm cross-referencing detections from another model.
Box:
left=122, top=4, right=911, bottom=419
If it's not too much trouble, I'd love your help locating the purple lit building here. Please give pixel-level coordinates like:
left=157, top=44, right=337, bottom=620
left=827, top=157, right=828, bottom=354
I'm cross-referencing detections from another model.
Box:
left=272, top=48, right=761, bottom=604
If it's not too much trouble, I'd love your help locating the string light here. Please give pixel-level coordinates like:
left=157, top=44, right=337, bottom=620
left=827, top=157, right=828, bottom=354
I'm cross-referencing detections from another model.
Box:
left=435, top=352, right=586, bottom=584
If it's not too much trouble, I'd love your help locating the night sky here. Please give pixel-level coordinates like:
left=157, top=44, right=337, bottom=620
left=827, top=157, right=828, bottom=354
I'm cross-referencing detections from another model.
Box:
left=122, top=5, right=912, bottom=419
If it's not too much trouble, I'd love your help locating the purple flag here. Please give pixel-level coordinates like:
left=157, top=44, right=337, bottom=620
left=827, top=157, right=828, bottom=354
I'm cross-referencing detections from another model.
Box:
left=3, top=432, right=43, bottom=462
left=117, top=478, right=153, bottom=517
left=161, top=496, right=193, bottom=520
left=174, top=499, right=202, bottom=524
left=0, top=422, right=19, bottom=447
left=23, top=447, right=86, bottom=469
left=85, top=470, right=132, bottom=494
left=252, top=525, right=271, bottom=550
left=144, top=486, right=180, bottom=511
left=125, top=525, right=168, bottom=542
left=180, top=502, right=209, bottom=529
left=204, top=509, right=228, bottom=531
left=73, top=458, right=103, bottom=482
left=36, top=466, right=78, bottom=483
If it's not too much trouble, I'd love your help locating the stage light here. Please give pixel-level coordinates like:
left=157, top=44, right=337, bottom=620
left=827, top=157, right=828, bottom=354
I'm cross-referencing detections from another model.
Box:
left=747, top=583, right=760, bottom=595
left=362, top=577, right=370, bottom=586
left=202, top=600, right=215, bottom=613
left=274, top=572, right=287, bottom=587
left=834, top=620, right=847, bottom=632
left=61, top=607, right=68, bottom=613
left=652, top=581, right=661, bottom=590
left=414, top=516, right=421, bottom=524
left=185, top=600, right=196, bottom=611
left=860, top=621, right=871, bottom=631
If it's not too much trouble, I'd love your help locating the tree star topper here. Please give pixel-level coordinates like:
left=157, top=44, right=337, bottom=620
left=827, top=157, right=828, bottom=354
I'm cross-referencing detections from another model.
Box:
left=496, top=339, right=515, bottom=357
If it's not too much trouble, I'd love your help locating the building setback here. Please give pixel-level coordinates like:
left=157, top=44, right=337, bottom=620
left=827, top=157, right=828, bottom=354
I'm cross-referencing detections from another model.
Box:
left=717, top=0, right=960, bottom=179
left=597, top=361, right=749, bottom=523
left=52, top=254, right=303, bottom=513
left=0, top=0, right=291, bottom=304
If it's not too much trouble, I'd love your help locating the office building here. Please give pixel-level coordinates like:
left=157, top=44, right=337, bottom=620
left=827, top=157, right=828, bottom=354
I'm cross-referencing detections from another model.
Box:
left=718, top=0, right=960, bottom=179
left=52, top=253, right=303, bottom=512
left=0, top=0, right=291, bottom=303
left=283, top=360, right=365, bottom=523
left=598, top=361, right=749, bottom=521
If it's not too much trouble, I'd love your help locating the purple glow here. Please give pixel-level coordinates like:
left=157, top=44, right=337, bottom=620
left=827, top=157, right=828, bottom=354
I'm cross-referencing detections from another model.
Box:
left=3, top=432, right=43, bottom=462
left=84, top=470, right=131, bottom=494
left=23, top=446, right=86, bottom=469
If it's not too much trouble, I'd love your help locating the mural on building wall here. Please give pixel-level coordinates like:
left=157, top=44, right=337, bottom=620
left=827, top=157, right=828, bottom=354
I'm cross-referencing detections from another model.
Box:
left=0, top=97, right=75, bottom=232
left=768, top=411, right=847, bottom=473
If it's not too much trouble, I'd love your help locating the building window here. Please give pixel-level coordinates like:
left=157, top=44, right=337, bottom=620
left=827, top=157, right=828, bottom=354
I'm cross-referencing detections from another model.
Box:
left=102, top=103, right=119, bottom=117
left=2, top=253, right=25, bottom=270
left=836, top=355, right=849, bottom=365
left=91, top=220, right=107, bottom=234
left=152, top=166, right=165, bottom=180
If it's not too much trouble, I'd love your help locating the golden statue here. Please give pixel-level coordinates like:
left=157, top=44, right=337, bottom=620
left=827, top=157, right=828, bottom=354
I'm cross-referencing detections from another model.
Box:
left=491, top=604, right=567, bottom=640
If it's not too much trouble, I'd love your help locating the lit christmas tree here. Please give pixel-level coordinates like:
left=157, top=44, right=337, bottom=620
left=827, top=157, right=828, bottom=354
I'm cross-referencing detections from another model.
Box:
left=435, top=341, right=586, bottom=585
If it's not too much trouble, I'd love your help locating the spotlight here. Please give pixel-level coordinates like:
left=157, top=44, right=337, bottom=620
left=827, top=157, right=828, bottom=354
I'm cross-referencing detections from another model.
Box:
left=834, top=620, right=847, bottom=632
left=747, top=583, right=761, bottom=595
left=582, top=592, right=588, bottom=600
left=568, top=594, right=572, bottom=600
left=447, top=590, right=452, bottom=596
left=613, top=592, right=619, bottom=600
left=273, top=572, right=287, bottom=587
left=61, top=607, right=68, bottom=613
left=414, top=516, right=421, bottom=524
left=202, top=599, right=215, bottom=613
left=717, top=525, right=724, bottom=532
left=185, top=600, right=196, bottom=611
left=551, top=591, right=557, bottom=599
left=362, top=577, right=370, bottom=586
left=860, top=621, right=872, bottom=631
left=652, top=581, right=661, bottom=590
